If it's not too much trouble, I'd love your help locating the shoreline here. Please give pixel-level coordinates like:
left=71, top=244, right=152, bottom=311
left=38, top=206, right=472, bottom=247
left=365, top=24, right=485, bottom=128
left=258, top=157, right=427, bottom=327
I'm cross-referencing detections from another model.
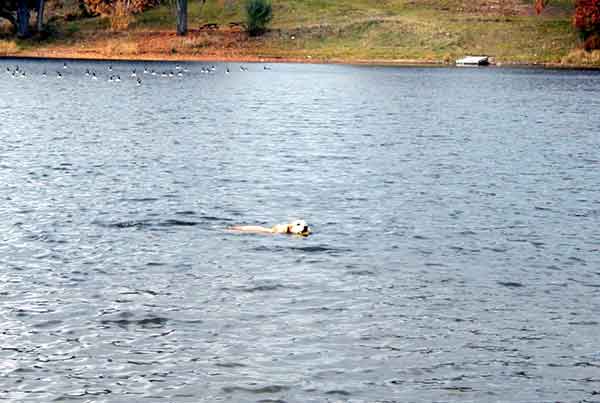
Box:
left=3, top=51, right=600, bottom=70
left=3, top=0, right=599, bottom=71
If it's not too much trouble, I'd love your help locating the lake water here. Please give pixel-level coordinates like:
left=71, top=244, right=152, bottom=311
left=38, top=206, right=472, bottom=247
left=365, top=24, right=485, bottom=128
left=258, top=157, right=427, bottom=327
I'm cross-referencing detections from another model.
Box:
left=0, top=59, right=599, bottom=402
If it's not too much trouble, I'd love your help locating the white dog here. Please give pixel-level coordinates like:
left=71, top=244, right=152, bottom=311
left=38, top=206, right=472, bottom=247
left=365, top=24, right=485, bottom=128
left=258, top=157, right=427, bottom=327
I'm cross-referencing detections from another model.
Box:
left=228, top=220, right=311, bottom=236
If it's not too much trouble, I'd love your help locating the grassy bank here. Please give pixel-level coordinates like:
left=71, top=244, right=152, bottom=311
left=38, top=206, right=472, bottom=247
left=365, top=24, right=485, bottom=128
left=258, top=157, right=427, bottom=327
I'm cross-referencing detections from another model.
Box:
left=1, top=0, right=598, bottom=67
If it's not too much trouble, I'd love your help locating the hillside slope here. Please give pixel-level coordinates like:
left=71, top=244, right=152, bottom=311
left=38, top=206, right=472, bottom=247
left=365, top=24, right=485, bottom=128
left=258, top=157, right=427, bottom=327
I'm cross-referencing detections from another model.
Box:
left=2, top=0, right=597, bottom=66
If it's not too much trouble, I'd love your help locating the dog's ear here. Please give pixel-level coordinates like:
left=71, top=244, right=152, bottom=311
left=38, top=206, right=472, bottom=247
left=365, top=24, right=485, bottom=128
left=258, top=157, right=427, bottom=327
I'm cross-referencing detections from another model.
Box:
left=286, top=224, right=292, bottom=233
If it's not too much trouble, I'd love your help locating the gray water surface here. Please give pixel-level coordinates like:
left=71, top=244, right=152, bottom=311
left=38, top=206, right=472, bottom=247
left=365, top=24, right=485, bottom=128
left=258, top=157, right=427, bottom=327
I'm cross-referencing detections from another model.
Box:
left=1, top=59, right=599, bottom=402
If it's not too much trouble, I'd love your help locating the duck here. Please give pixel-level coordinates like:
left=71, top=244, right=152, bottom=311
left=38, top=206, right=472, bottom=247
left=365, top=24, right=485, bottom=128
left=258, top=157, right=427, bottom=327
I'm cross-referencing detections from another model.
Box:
left=136, top=78, right=142, bottom=86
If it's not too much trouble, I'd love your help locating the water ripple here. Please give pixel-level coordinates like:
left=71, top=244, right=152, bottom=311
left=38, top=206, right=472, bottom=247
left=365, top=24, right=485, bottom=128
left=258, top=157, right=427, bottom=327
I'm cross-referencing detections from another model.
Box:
left=1, top=60, right=598, bottom=402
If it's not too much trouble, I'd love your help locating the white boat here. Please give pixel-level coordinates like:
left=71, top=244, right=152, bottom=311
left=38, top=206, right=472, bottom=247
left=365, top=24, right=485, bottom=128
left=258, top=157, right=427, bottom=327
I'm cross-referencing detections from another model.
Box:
left=456, top=56, right=490, bottom=66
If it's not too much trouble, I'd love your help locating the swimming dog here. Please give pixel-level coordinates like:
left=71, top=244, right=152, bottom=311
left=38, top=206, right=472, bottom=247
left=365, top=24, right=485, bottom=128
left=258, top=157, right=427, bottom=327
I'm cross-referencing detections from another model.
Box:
left=228, top=220, right=311, bottom=236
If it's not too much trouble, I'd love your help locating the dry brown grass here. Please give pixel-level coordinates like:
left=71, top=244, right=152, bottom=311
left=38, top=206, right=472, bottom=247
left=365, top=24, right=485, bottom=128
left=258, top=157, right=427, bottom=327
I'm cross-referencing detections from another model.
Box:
left=109, top=2, right=135, bottom=31
left=0, top=40, right=18, bottom=56
left=561, top=49, right=600, bottom=65
left=126, top=29, right=247, bottom=56
left=110, top=15, right=134, bottom=31
left=101, top=38, right=139, bottom=56
left=173, top=33, right=215, bottom=52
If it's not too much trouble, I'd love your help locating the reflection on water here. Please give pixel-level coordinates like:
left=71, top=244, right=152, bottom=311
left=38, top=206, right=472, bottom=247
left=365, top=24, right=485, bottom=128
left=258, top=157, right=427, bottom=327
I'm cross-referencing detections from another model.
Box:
left=1, top=59, right=599, bottom=402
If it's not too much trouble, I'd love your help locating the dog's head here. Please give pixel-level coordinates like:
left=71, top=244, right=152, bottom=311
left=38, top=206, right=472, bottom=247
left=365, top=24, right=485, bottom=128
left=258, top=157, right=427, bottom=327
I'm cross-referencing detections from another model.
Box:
left=288, top=220, right=311, bottom=236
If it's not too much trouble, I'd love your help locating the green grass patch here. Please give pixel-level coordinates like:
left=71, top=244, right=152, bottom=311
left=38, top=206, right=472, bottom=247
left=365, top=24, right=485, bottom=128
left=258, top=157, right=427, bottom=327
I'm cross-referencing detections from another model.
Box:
left=260, top=6, right=577, bottom=63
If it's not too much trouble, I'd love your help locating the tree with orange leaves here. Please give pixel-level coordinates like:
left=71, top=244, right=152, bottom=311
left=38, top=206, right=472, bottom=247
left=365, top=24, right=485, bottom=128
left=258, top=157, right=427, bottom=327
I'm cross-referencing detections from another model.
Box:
left=573, top=0, right=600, bottom=36
left=536, top=0, right=600, bottom=48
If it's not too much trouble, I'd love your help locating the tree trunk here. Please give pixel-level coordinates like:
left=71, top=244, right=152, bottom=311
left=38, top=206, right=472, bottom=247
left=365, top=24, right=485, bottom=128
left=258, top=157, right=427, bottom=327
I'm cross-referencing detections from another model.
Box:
left=37, top=0, right=45, bottom=32
left=176, top=0, right=187, bottom=36
left=17, top=0, right=30, bottom=38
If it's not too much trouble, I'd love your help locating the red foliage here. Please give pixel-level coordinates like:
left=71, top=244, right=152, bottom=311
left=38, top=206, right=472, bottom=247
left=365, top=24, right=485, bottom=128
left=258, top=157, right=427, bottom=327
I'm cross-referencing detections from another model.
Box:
left=535, top=0, right=548, bottom=15
left=573, top=0, right=600, bottom=34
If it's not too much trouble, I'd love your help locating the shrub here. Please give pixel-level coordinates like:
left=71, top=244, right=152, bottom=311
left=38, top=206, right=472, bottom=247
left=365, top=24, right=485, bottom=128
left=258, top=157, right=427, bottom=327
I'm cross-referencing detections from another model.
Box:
left=245, top=0, right=272, bottom=37
left=573, top=0, right=600, bottom=39
left=583, top=33, right=600, bottom=49
left=82, top=0, right=159, bottom=16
